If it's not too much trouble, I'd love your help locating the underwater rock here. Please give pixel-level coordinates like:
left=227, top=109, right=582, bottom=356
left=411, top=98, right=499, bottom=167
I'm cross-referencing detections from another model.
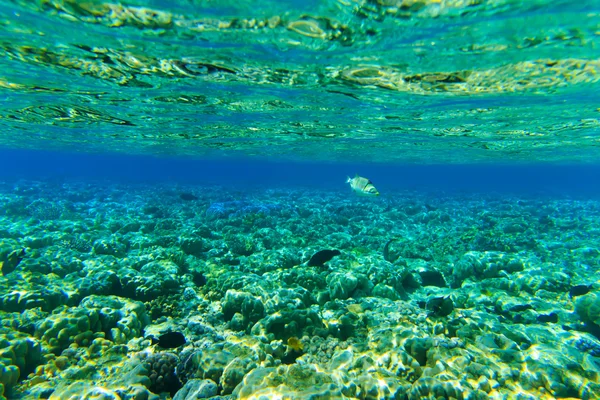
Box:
left=251, top=309, right=325, bottom=341
left=409, top=377, right=464, bottom=400
left=120, top=260, right=182, bottom=300
left=177, top=341, right=261, bottom=394
left=75, top=270, right=122, bottom=298
left=0, top=286, right=69, bottom=313
left=173, top=379, right=218, bottom=400
left=0, top=333, right=42, bottom=393
left=372, top=283, right=402, bottom=300
left=180, top=237, right=205, bottom=256
left=233, top=364, right=344, bottom=399
left=327, top=272, right=358, bottom=300
left=221, top=290, right=265, bottom=332
left=575, top=292, right=600, bottom=326
left=263, top=287, right=315, bottom=314
left=80, top=295, right=149, bottom=344
left=44, top=369, right=159, bottom=400
left=142, top=352, right=182, bottom=396
left=307, top=249, right=341, bottom=267
left=226, top=234, right=256, bottom=257
left=451, top=251, right=525, bottom=287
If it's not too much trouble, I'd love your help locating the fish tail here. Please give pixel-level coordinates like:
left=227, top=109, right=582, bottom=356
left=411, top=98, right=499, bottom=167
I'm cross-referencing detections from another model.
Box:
left=346, top=176, right=352, bottom=183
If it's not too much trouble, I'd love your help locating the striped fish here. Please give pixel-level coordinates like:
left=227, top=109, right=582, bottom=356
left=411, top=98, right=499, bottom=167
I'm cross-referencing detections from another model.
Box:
left=346, top=174, right=379, bottom=196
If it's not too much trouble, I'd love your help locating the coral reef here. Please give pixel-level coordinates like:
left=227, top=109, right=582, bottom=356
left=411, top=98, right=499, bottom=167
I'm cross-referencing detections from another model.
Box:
left=0, top=181, right=599, bottom=399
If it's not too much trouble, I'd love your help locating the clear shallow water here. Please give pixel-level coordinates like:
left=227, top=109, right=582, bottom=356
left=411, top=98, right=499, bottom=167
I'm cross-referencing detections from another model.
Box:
left=2, top=1, right=600, bottom=399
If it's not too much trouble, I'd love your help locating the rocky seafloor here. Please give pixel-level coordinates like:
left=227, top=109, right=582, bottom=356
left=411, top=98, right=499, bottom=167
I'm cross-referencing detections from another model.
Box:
left=1, top=179, right=600, bottom=400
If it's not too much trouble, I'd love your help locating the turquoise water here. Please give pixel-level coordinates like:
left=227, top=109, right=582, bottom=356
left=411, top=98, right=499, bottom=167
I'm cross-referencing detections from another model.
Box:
left=2, top=0, right=600, bottom=162
left=2, top=1, right=600, bottom=399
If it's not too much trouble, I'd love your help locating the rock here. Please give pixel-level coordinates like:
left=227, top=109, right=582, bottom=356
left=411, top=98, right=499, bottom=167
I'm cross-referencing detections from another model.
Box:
left=173, top=379, right=218, bottom=400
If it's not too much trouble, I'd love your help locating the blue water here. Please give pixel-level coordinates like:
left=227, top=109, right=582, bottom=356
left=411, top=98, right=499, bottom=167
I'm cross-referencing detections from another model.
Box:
left=3, top=148, right=600, bottom=196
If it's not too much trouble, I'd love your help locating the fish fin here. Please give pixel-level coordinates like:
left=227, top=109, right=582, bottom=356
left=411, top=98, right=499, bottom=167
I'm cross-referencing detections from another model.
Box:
left=346, top=176, right=352, bottom=183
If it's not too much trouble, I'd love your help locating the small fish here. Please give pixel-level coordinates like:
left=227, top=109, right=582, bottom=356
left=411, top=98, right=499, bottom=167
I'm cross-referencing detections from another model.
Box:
left=537, top=313, right=558, bottom=323
left=307, top=249, right=341, bottom=267
left=1, top=249, right=25, bottom=276
left=426, top=296, right=454, bottom=317
left=151, top=331, right=186, bottom=349
left=569, top=284, right=591, bottom=299
left=346, top=304, right=364, bottom=314
left=346, top=175, right=379, bottom=197
left=383, top=238, right=397, bottom=262
left=287, top=337, right=304, bottom=352
left=180, top=193, right=198, bottom=201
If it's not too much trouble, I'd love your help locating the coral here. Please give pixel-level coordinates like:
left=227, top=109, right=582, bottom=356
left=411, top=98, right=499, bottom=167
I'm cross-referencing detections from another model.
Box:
left=59, top=237, right=92, bottom=253
left=179, top=237, right=205, bottom=256
left=26, top=201, right=63, bottom=220
left=575, top=292, right=600, bottom=326
left=141, top=352, right=181, bottom=395
left=173, top=379, right=217, bottom=400
left=451, top=251, right=525, bottom=287
left=326, top=272, right=372, bottom=300
left=225, top=234, right=256, bottom=257
left=221, top=290, right=265, bottom=332
left=177, top=341, right=266, bottom=394
left=233, top=364, right=343, bottom=399
left=92, top=238, right=127, bottom=257
left=251, top=309, right=325, bottom=341
left=120, top=260, right=181, bottom=300
left=34, top=295, right=148, bottom=354
left=0, top=329, right=43, bottom=394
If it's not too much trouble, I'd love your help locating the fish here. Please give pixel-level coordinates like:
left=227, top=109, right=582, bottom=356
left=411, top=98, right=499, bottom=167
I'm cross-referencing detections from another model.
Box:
left=180, top=192, right=198, bottom=201
left=426, top=296, right=454, bottom=317
left=307, top=249, right=341, bottom=267
left=569, top=284, right=591, bottom=299
left=151, top=331, right=186, bottom=348
left=383, top=238, right=397, bottom=262
left=287, top=337, right=304, bottom=352
left=347, top=174, right=379, bottom=196
left=1, top=249, right=25, bottom=276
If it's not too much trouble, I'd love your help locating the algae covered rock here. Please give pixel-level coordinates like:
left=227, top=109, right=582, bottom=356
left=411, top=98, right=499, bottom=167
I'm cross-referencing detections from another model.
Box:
left=79, top=295, right=149, bottom=344
left=233, top=364, right=344, bottom=399
left=0, top=287, right=69, bottom=313
left=251, top=309, right=325, bottom=341
left=178, top=341, right=264, bottom=395
left=120, top=260, right=182, bottom=300
left=173, top=379, right=217, bottom=400
left=575, top=292, right=600, bottom=326
left=222, top=290, right=265, bottom=332
left=452, top=251, right=525, bottom=287
left=0, top=329, right=43, bottom=394
left=327, top=272, right=358, bottom=300
left=141, top=352, right=181, bottom=396
left=34, top=295, right=149, bottom=354
left=47, top=379, right=159, bottom=400
left=263, top=287, right=315, bottom=314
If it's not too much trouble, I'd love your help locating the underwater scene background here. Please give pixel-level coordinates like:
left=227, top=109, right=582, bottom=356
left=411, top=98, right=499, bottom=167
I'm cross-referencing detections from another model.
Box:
left=2, top=0, right=600, bottom=399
